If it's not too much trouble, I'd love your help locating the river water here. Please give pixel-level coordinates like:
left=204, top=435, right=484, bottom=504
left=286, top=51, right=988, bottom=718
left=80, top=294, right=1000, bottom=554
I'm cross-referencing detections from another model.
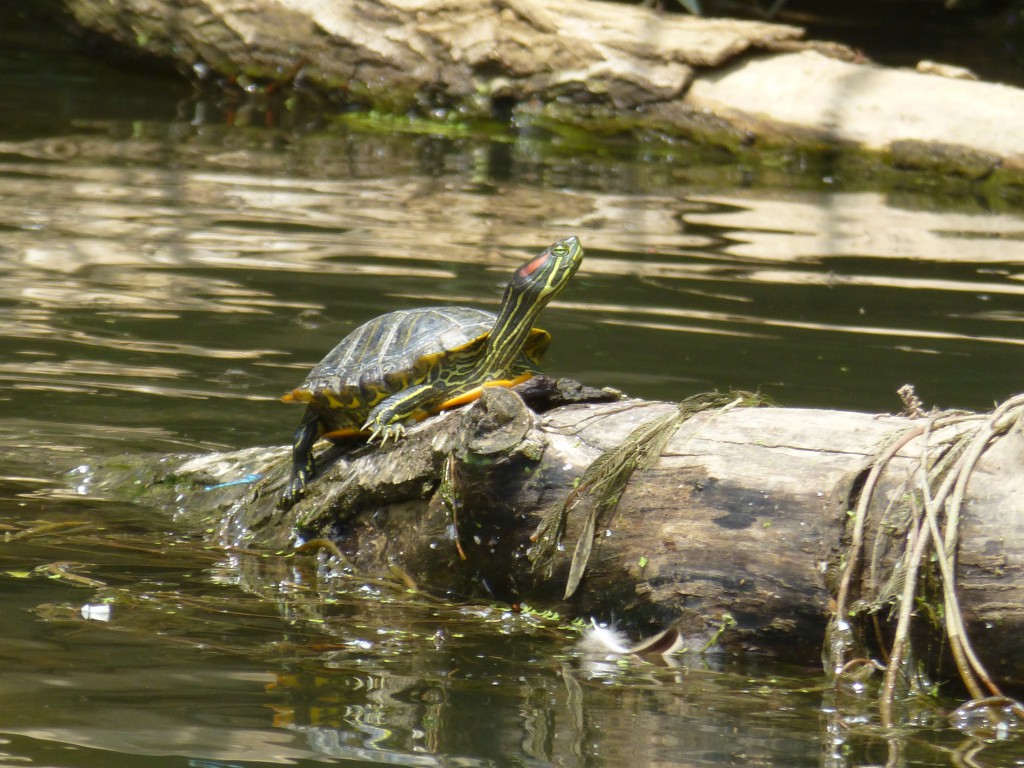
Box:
left=1, top=28, right=1023, bottom=768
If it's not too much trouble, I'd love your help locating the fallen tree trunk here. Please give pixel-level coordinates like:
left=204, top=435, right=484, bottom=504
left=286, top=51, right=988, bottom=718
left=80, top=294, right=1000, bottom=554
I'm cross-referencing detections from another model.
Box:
left=62, top=0, right=1024, bottom=184
left=63, top=0, right=804, bottom=110
left=104, top=384, right=1024, bottom=688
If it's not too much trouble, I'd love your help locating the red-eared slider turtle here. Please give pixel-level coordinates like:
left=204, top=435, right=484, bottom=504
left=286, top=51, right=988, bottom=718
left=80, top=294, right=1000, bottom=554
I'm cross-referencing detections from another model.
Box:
left=279, top=235, right=583, bottom=507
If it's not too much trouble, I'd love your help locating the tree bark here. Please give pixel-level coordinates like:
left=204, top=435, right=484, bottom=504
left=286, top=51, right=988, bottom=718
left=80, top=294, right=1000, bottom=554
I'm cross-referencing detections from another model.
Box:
left=61, top=0, right=1024, bottom=182
left=63, top=0, right=803, bottom=111
left=107, top=385, right=1024, bottom=684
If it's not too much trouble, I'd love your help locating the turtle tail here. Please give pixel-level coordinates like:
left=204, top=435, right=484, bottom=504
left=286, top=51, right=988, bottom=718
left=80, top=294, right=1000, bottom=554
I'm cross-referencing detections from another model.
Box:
left=281, top=388, right=316, bottom=404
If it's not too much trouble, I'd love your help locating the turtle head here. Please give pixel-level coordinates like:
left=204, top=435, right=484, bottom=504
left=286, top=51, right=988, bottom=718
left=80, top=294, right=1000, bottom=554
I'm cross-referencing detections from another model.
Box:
left=482, top=236, right=583, bottom=372
left=508, top=236, right=583, bottom=305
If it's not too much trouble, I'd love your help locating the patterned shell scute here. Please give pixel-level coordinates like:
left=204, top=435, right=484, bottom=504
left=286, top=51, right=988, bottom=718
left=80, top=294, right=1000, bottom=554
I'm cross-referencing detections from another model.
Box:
left=302, top=306, right=496, bottom=395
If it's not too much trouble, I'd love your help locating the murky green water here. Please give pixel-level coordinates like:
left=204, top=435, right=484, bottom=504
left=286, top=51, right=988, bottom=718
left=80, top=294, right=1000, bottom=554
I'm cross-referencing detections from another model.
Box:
left=2, top=28, right=1024, bottom=768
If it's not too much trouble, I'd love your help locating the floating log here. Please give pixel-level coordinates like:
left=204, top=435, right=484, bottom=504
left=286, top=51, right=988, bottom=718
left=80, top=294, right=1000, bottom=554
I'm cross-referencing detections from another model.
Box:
left=109, top=382, right=1024, bottom=689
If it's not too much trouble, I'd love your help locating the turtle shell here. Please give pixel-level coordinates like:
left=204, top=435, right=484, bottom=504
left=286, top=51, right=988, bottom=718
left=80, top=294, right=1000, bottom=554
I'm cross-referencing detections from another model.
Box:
left=282, top=306, right=550, bottom=433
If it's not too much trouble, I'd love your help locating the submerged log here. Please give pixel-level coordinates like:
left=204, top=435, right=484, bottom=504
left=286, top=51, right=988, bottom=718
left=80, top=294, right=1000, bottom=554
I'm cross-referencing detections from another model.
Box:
left=110, top=383, right=1024, bottom=686
left=62, top=0, right=1024, bottom=183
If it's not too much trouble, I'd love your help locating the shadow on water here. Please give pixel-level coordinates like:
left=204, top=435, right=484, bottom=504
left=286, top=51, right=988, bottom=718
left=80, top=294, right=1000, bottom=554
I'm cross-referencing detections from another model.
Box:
left=1, top=26, right=1023, bottom=768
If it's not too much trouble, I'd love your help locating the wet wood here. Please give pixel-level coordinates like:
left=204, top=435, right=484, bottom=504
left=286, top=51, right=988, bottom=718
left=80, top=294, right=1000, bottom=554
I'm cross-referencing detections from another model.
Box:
left=123, top=385, right=1024, bottom=683
left=62, top=0, right=1024, bottom=178
left=63, top=0, right=803, bottom=109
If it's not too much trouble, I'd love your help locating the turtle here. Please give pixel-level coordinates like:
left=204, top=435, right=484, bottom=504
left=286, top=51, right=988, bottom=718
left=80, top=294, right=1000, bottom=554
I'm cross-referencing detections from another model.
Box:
left=279, top=235, right=583, bottom=507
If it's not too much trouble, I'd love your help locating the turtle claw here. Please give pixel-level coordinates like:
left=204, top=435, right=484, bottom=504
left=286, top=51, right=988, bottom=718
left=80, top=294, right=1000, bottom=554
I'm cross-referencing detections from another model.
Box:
left=365, top=421, right=406, bottom=445
left=279, top=477, right=305, bottom=509
left=279, top=462, right=313, bottom=509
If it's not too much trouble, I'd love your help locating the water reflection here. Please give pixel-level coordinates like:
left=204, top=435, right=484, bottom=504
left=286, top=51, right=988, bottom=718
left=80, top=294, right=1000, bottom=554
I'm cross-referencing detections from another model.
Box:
left=3, top=148, right=1024, bottom=439
left=3, top=512, right=1014, bottom=768
left=3, top=40, right=1024, bottom=768
left=0, top=510, right=830, bottom=767
left=688, top=192, right=1024, bottom=262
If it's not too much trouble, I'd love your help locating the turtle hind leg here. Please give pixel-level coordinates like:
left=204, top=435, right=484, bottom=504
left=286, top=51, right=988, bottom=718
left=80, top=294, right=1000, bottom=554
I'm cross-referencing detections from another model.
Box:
left=279, top=406, right=324, bottom=509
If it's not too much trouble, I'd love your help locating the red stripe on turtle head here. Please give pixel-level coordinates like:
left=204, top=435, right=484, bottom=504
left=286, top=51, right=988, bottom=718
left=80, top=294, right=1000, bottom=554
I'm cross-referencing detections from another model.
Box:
left=517, top=251, right=550, bottom=279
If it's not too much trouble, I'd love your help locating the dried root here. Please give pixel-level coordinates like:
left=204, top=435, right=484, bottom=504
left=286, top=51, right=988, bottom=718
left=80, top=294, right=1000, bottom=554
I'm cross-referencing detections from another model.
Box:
left=829, top=389, right=1024, bottom=726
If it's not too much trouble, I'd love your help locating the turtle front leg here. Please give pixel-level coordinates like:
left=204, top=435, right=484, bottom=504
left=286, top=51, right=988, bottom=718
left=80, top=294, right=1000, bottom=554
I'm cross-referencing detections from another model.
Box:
left=280, top=406, right=324, bottom=508
left=362, top=383, right=438, bottom=444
